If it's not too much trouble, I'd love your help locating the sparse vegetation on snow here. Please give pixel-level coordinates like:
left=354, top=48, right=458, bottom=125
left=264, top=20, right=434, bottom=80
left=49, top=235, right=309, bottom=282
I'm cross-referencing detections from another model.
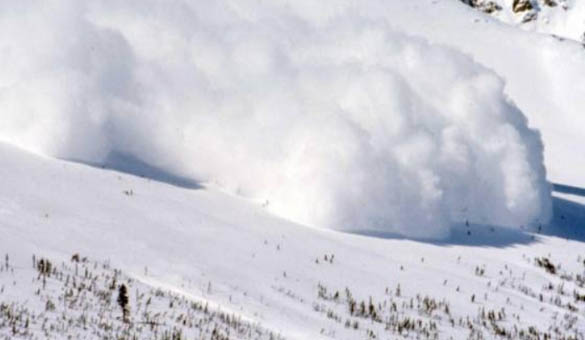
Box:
left=0, top=254, right=282, bottom=340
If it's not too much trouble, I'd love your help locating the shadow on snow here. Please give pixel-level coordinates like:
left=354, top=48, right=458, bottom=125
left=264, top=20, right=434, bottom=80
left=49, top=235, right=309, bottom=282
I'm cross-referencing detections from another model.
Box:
left=348, top=223, right=540, bottom=248
left=347, top=184, right=585, bottom=248
left=67, top=151, right=202, bottom=190
left=553, top=183, right=585, bottom=197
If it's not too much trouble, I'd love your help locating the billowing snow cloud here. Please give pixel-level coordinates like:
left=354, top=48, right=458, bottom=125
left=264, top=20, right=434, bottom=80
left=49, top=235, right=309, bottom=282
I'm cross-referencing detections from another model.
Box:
left=0, top=0, right=551, bottom=238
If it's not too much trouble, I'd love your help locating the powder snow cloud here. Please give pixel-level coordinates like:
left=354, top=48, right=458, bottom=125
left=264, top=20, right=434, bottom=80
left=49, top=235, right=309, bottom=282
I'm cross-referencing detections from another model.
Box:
left=0, top=0, right=551, bottom=238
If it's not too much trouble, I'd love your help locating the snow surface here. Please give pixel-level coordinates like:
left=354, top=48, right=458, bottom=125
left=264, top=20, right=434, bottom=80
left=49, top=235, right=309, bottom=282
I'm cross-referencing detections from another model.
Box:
left=1, top=1, right=584, bottom=338
left=1, top=143, right=585, bottom=339
left=0, top=0, right=557, bottom=237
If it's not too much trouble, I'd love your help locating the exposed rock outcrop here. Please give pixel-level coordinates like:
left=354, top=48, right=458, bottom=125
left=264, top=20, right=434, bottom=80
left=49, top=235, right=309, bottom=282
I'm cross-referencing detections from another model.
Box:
left=461, top=0, right=503, bottom=14
left=513, top=0, right=534, bottom=13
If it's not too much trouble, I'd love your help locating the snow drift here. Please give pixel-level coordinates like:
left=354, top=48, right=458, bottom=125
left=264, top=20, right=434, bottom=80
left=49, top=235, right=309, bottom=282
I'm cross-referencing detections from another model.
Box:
left=0, top=0, right=551, bottom=238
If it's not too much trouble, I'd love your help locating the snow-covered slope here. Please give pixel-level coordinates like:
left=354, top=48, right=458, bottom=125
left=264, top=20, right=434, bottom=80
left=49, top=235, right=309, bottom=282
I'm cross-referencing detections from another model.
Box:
left=461, top=0, right=585, bottom=42
left=1, top=0, right=585, bottom=338
left=1, top=143, right=585, bottom=339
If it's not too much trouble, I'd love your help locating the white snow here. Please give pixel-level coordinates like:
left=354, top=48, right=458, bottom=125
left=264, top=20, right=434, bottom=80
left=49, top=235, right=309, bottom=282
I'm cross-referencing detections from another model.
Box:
left=403, top=0, right=585, bottom=189
left=0, top=142, right=584, bottom=339
left=0, top=0, right=554, bottom=237
left=0, top=0, right=584, bottom=339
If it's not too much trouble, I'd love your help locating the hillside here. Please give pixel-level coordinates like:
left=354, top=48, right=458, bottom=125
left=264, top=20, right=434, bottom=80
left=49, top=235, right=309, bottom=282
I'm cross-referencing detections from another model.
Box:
left=1, top=0, right=584, bottom=339
left=0, top=142, right=585, bottom=339
left=0, top=144, right=584, bottom=339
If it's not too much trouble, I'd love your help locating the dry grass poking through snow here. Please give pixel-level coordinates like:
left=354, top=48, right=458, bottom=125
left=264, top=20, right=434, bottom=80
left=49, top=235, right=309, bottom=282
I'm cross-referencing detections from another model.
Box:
left=0, top=254, right=283, bottom=340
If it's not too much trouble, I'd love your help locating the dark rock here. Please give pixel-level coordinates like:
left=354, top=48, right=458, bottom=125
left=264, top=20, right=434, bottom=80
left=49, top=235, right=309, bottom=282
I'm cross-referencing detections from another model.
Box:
left=513, top=0, right=534, bottom=13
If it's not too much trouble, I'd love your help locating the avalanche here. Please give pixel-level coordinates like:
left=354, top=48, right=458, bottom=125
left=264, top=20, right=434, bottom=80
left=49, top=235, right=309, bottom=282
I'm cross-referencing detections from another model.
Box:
left=0, top=0, right=553, bottom=238
left=1, top=1, right=585, bottom=339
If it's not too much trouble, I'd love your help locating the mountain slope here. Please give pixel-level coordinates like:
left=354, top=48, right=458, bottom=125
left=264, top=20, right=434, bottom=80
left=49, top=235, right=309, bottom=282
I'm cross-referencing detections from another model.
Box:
left=461, top=0, right=585, bottom=42
left=1, top=1, right=585, bottom=338
left=1, top=143, right=585, bottom=339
